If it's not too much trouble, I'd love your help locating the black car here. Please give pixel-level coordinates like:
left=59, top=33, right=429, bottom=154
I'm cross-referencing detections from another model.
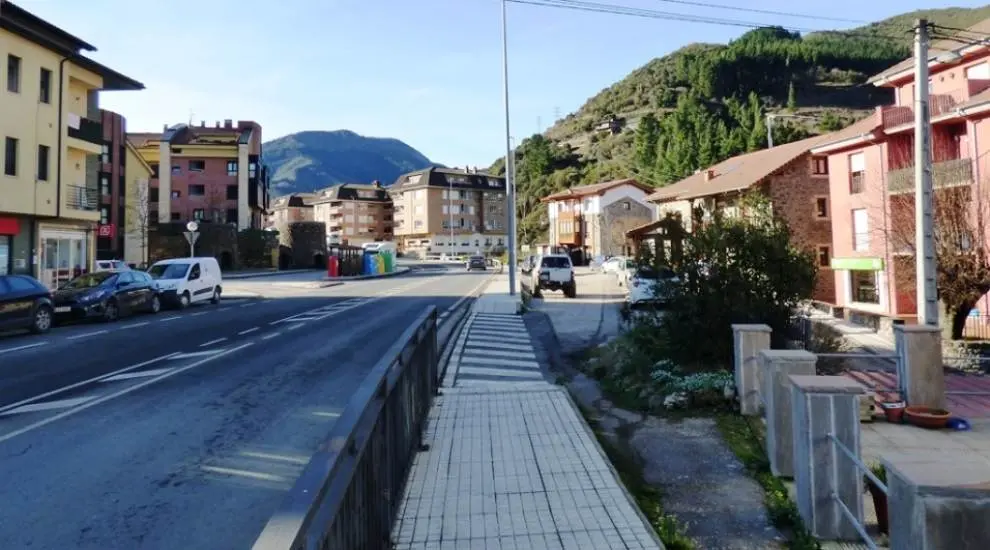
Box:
left=0, top=275, right=54, bottom=334
left=466, top=255, right=487, bottom=271
left=52, top=270, right=161, bottom=323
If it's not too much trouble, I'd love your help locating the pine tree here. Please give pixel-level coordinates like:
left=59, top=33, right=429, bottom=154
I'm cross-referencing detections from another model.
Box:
left=633, top=113, right=661, bottom=175
left=787, top=81, right=797, bottom=112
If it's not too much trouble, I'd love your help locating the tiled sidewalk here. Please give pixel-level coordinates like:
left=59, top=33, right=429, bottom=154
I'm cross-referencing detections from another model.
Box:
left=391, top=311, right=662, bottom=550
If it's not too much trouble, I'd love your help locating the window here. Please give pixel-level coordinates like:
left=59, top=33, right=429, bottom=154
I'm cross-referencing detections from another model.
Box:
left=817, top=246, right=831, bottom=268
left=100, top=144, right=110, bottom=164
left=4, top=137, right=17, bottom=176
left=149, top=187, right=159, bottom=202
left=226, top=185, right=238, bottom=200
left=622, top=202, right=631, bottom=210
left=852, top=208, right=869, bottom=251
left=100, top=176, right=109, bottom=196
left=37, top=145, right=49, bottom=181
left=812, top=157, right=829, bottom=175
left=150, top=163, right=160, bottom=178
left=249, top=162, right=257, bottom=178
left=170, top=212, right=181, bottom=221
left=6, top=55, right=20, bottom=93
left=849, top=152, right=865, bottom=194
left=966, top=62, right=990, bottom=80
left=188, top=184, right=205, bottom=196
left=171, top=191, right=181, bottom=199
left=189, top=160, right=205, bottom=172
left=226, top=209, right=237, bottom=224
left=226, top=160, right=238, bottom=176
left=814, top=197, right=829, bottom=219
left=850, top=270, right=880, bottom=304
left=171, top=165, right=181, bottom=175
left=39, top=68, right=51, bottom=103
left=99, top=207, right=109, bottom=225
left=193, top=209, right=205, bottom=220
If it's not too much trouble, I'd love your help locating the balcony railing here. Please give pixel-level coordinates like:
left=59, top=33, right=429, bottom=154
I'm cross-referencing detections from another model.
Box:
left=66, top=185, right=99, bottom=211
left=887, top=157, right=973, bottom=194
left=67, top=116, right=103, bottom=145
left=881, top=94, right=964, bottom=130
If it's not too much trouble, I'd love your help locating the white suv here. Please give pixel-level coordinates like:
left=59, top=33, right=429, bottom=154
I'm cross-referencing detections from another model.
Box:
left=530, top=254, right=576, bottom=298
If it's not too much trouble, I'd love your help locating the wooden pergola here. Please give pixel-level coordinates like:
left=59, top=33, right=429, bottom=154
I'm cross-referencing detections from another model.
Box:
left=625, top=214, right=686, bottom=266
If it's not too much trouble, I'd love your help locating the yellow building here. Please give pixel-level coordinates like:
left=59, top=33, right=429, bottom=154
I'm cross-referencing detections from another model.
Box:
left=122, top=141, right=153, bottom=267
left=0, top=0, right=143, bottom=285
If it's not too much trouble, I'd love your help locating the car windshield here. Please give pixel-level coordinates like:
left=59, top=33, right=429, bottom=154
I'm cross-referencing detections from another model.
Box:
left=148, top=263, right=190, bottom=280
left=62, top=272, right=115, bottom=289
left=470, top=256, right=484, bottom=261
left=541, top=256, right=570, bottom=268
left=636, top=266, right=677, bottom=280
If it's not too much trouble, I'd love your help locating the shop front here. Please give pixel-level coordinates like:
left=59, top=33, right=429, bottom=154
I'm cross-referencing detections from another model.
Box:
left=37, top=223, right=95, bottom=289
left=0, top=216, right=34, bottom=276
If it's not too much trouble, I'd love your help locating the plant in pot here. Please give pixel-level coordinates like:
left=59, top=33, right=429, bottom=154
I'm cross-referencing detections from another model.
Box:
left=864, top=462, right=889, bottom=535
left=879, top=395, right=906, bottom=423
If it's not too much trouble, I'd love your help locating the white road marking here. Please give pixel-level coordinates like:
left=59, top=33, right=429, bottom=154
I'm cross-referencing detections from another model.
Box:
left=170, top=349, right=227, bottom=360
left=0, top=352, right=181, bottom=414
left=459, top=356, right=539, bottom=369
left=0, top=342, right=48, bottom=355
left=0, top=343, right=253, bottom=444
left=0, top=396, right=97, bottom=417
left=239, top=450, right=310, bottom=465
left=66, top=330, right=109, bottom=340
left=200, top=337, right=228, bottom=347
left=159, top=316, right=181, bottom=322
left=190, top=311, right=208, bottom=317
left=120, top=321, right=150, bottom=329
left=457, top=366, right=542, bottom=379
left=218, top=307, right=231, bottom=312
left=285, top=323, right=303, bottom=331
left=239, top=303, right=255, bottom=308
left=260, top=332, right=281, bottom=340
left=238, top=327, right=260, bottom=335
left=462, top=349, right=536, bottom=360
left=464, top=343, right=533, bottom=353
left=101, top=367, right=175, bottom=382
left=200, top=465, right=288, bottom=483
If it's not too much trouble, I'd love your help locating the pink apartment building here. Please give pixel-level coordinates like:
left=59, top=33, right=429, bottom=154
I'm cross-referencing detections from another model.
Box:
left=811, top=19, right=990, bottom=334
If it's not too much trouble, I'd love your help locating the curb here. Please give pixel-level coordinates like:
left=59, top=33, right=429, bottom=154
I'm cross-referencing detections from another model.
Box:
left=324, top=266, right=413, bottom=282
left=224, top=269, right=322, bottom=280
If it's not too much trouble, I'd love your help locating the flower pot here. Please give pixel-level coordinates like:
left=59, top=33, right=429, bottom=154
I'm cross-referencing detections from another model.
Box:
left=866, top=480, right=889, bottom=535
left=881, top=401, right=906, bottom=423
left=904, top=406, right=951, bottom=430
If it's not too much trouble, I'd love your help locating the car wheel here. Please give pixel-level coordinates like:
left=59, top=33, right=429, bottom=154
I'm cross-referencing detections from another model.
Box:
left=104, top=300, right=120, bottom=323
left=210, top=287, right=221, bottom=304
left=150, top=295, right=161, bottom=314
left=31, top=305, right=53, bottom=334
left=178, top=292, right=191, bottom=309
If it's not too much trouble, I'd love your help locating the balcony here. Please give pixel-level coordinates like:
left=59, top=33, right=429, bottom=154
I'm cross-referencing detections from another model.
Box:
left=66, top=185, right=98, bottom=211
left=67, top=115, right=103, bottom=147
left=880, top=93, right=967, bottom=130
left=887, top=158, right=973, bottom=194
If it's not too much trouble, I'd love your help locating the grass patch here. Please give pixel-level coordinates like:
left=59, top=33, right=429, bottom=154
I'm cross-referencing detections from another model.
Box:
left=715, top=414, right=821, bottom=550
left=576, top=404, right=697, bottom=550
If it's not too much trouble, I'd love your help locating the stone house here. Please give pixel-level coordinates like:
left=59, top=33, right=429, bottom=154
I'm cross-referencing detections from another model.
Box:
left=643, top=134, right=837, bottom=304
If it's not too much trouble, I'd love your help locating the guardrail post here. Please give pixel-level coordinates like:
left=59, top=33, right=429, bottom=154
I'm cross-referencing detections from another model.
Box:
left=732, top=324, right=772, bottom=416
left=760, top=349, right=816, bottom=477
left=790, top=374, right=867, bottom=540
left=894, top=325, right=946, bottom=409
left=884, top=452, right=990, bottom=550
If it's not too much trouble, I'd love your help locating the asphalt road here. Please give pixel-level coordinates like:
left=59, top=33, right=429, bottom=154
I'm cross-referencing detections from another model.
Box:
left=0, top=269, right=489, bottom=550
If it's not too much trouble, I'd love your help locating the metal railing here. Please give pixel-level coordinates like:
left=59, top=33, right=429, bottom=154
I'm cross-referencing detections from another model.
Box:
left=65, top=185, right=98, bottom=211
left=887, top=157, right=973, bottom=194
left=827, top=433, right=886, bottom=550
left=252, top=306, right=439, bottom=550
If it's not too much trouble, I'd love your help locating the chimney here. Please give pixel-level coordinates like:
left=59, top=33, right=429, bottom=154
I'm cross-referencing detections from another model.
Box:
left=162, top=123, right=168, bottom=131
left=215, top=121, right=221, bottom=128
left=224, top=119, right=233, bottom=129
left=704, top=169, right=716, bottom=182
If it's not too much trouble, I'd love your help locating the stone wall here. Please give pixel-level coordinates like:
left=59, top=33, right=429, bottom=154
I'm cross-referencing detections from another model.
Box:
left=766, top=156, right=836, bottom=304
left=277, top=221, right=328, bottom=269
left=148, top=222, right=239, bottom=269
left=599, top=199, right=654, bottom=257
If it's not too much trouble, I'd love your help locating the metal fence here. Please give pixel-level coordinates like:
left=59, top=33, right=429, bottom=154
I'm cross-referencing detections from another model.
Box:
left=963, top=313, right=990, bottom=341
left=828, top=433, right=887, bottom=550
left=252, top=306, right=439, bottom=550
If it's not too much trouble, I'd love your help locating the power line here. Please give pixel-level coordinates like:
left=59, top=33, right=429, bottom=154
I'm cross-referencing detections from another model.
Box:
left=651, top=0, right=867, bottom=25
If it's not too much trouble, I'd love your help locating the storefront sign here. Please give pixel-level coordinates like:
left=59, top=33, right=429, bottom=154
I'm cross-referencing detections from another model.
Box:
left=98, top=224, right=116, bottom=238
left=830, top=257, right=884, bottom=271
left=0, top=217, right=19, bottom=236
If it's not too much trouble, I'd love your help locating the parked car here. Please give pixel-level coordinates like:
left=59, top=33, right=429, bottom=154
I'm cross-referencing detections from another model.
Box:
left=466, top=255, right=487, bottom=271
left=626, top=265, right=680, bottom=305
left=601, top=256, right=625, bottom=275
left=94, top=260, right=130, bottom=272
left=616, top=259, right=639, bottom=287
left=0, top=274, right=55, bottom=334
left=530, top=254, right=576, bottom=298
left=147, top=257, right=222, bottom=309
left=52, top=270, right=161, bottom=322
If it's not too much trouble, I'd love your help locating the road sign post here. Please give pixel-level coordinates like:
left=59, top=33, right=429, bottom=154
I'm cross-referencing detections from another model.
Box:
left=184, top=221, right=200, bottom=258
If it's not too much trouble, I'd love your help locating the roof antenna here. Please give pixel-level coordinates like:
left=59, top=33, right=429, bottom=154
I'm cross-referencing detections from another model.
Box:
left=188, top=109, right=194, bottom=126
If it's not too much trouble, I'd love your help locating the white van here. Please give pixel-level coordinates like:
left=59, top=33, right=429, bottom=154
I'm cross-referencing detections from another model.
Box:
left=147, top=257, right=222, bottom=309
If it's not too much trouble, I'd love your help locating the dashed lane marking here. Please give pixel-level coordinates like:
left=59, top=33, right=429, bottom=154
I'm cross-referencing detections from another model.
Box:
left=0, top=396, right=97, bottom=417
left=160, top=316, right=181, bottom=322
left=101, top=367, right=175, bottom=383
left=238, top=327, right=260, bottom=335
left=200, top=337, right=228, bottom=347
left=170, top=349, right=228, bottom=360
left=285, top=323, right=303, bottom=331
left=120, top=321, right=150, bottom=329
left=260, top=332, right=280, bottom=341
left=0, top=342, right=48, bottom=355
left=67, top=330, right=109, bottom=340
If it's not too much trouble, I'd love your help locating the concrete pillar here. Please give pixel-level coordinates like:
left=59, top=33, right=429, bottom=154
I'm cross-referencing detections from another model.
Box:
left=732, top=324, right=772, bottom=416
left=885, top=452, right=990, bottom=550
left=894, top=325, right=946, bottom=409
left=760, top=349, right=817, bottom=477
left=790, top=374, right=867, bottom=540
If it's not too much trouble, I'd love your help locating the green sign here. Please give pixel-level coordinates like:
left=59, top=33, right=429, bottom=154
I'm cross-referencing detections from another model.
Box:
left=830, top=257, right=884, bottom=271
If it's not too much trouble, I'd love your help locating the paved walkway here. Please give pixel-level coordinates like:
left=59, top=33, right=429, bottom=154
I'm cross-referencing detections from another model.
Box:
left=391, top=308, right=662, bottom=549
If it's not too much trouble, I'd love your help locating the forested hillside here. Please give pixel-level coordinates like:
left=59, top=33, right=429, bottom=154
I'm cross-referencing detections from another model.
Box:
left=491, top=6, right=990, bottom=246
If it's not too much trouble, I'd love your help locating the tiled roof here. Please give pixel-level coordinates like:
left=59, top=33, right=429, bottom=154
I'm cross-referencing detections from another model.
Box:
left=541, top=178, right=653, bottom=202
left=310, top=183, right=390, bottom=203
left=391, top=167, right=505, bottom=192
left=644, top=134, right=831, bottom=203
left=808, top=114, right=882, bottom=153
left=869, top=17, right=990, bottom=84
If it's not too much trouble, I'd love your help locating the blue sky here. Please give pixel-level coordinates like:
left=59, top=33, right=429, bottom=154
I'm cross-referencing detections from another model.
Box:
left=21, top=0, right=989, bottom=167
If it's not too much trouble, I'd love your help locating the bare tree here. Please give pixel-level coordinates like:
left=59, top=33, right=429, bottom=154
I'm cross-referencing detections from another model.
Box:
left=125, top=178, right=151, bottom=267
left=886, top=183, right=990, bottom=340
left=203, top=185, right=229, bottom=224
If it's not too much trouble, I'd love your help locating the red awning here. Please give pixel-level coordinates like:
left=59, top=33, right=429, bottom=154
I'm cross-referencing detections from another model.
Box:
left=0, top=217, right=19, bottom=236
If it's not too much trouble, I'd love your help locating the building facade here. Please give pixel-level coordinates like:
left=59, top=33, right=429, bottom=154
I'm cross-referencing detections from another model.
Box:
left=645, top=134, right=837, bottom=304
left=811, top=19, right=990, bottom=330
left=122, top=140, right=153, bottom=267
left=95, top=109, right=127, bottom=261
left=0, top=0, right=143, bottom=286
left=309, top=182, right=393, bottom=246
left=391, top=167, right=507, bottom=257
left=543, top=179, right=656, bottom=263
left=127, top=120, right=271, bottom=231
left=267, top=193, right=315, bottom=228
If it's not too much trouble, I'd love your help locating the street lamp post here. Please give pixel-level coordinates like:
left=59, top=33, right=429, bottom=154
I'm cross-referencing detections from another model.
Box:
left=500, top=0, right=517, bottom=296
left=449, top=178, right=454, bottom=259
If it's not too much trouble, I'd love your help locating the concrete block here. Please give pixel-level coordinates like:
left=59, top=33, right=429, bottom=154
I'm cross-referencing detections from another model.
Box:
left=790, top=375, right=867, bottom=540
left=732, top=324, right=772, bottom=416
left=760, top=350, right=817, bottom=478
left=885, top=451, right=990, bottom=550
left=894, top=325, right=946, bottom=409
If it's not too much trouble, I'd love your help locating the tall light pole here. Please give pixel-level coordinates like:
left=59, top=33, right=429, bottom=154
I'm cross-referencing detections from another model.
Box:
left=501, top=0, right=517, bottom=295
left=914, top=19, right=938, bottom=326
left=448, top=177, right=454, bottom=258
